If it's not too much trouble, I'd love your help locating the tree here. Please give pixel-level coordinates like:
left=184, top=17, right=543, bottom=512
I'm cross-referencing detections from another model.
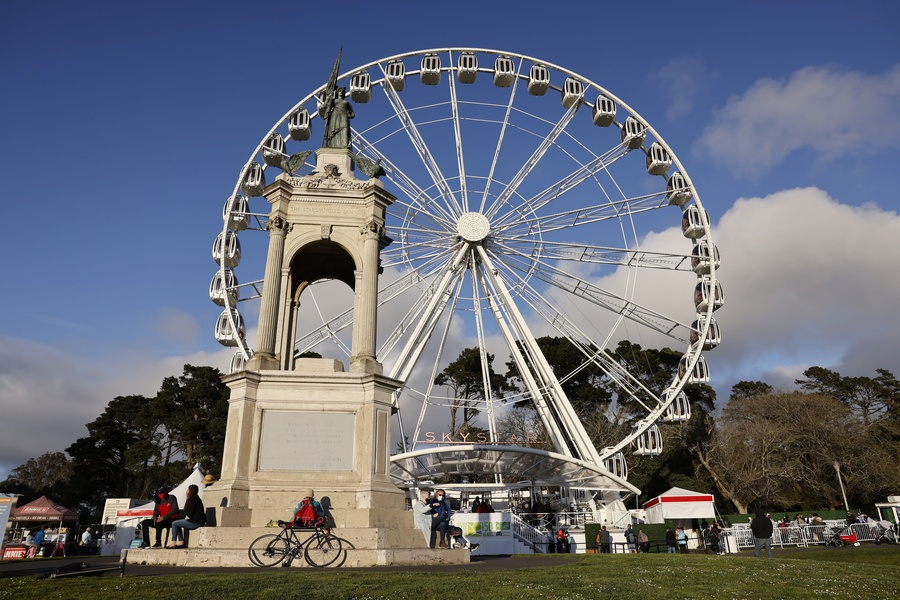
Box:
left=0, top=452, right=75, bottom=506
left=695, top=390, right=900, bottom=513
left=6, top=452, right=73, bottom=494
left=730, top=381, right=774, bottom=399
left=795, top=367, right=897, bottom=427
left=607, top=341, right=715, bottom=422
left=153, top=365, right=229, bottom=475
left=434, top=348, right=511, bottom=438
left=66, top=394, right=149, bottom=516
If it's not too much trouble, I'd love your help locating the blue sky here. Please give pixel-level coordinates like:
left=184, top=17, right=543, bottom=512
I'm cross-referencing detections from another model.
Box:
left=2, top=0, right=899, bottom=479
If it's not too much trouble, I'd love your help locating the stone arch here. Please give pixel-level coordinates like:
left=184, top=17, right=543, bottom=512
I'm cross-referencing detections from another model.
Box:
left=288, top=239, right=358, bottom=298
left=283, top=239, right=358, bottom=370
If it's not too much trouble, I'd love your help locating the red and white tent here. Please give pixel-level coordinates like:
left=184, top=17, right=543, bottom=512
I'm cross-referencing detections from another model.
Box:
left=643, top=487, right=715, bottom=523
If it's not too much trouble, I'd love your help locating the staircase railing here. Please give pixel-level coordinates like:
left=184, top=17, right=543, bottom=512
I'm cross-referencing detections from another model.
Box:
left=510, top=512, right=551, bottom=553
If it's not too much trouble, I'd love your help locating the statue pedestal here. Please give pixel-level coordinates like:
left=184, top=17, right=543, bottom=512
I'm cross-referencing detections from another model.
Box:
left=188, top=362, right=465, bottom=566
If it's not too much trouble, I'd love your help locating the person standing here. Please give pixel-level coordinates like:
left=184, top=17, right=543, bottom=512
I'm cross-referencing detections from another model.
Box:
left=624, top=524, right=636, bottom=553
left=665, top=527, right=677, bottom=553
left=597, top=525, right=611, bottom=553
left=750, top=509, right=774, bottom=558
left=556, top=528, right=568, bottom=553
left=33, top=527, right=46, bottom=557
left=169, top=484, right=206, bottom=548
left=80, top=527, right=92, bottom=555
left=706, top=523, right=720, bottom=555
left=637, top=528, right=649, bottom=553
left=677, top=527, right=688, bottom=553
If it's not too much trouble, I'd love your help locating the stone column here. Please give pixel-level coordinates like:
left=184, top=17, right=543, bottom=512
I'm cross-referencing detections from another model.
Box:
left=350, top=219, right=382, bottom=374
left=248, top=216, right=289, bottom=371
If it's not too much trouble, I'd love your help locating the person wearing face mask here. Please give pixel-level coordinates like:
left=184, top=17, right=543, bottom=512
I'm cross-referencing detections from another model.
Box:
left=429, top=488, right=451, bottom=548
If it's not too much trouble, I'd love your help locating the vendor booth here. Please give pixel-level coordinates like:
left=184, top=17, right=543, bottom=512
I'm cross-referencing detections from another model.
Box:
left=643, top=487, right=721, bottom=551
left=9, top=496, right=79, bottom=557
left=110, top=465, right=207, bottom=555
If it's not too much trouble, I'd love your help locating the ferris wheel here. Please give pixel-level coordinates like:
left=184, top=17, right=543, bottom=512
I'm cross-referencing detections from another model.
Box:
left=210, top=48, right=722, bottom=489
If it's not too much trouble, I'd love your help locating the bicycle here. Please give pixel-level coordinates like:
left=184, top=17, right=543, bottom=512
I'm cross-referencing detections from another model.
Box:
left=248, top=519, right=343, bottom=568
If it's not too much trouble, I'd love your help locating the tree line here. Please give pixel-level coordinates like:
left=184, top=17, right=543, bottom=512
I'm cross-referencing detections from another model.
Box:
left=0, top=365, right=229, bottom=521
left=432, top=338, right=900, bottom=514
left=4, top=345, right=898, bottom=522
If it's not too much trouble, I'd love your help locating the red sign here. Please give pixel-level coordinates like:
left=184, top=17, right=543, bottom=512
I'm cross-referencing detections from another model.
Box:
left=2, top=546, right=27, bottom=560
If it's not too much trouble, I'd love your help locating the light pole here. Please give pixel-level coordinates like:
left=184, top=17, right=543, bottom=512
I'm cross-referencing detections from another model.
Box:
left=833, top=461, right=850, bottom=512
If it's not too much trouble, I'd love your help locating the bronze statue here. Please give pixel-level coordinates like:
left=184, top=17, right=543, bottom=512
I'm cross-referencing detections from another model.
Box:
left=320, top=50, right=354, bottom=149
left=322, top=86, right=354, bottom=148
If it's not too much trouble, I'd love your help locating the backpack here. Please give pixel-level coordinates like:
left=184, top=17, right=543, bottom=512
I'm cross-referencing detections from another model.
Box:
left=292, top=499, right=320, bottom=527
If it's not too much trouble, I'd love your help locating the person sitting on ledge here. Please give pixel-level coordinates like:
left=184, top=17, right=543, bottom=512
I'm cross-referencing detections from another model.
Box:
left=141, top=488, right=179, bottom=549
left=168, top=484, right=206, bottom=548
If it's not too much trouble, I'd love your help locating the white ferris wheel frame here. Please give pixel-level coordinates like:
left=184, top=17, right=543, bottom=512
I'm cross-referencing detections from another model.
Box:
left=211, top=48, right=720, bottom=488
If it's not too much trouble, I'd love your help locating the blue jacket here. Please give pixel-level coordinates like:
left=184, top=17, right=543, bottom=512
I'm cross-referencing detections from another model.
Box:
left=430, top=498, right=450, bottom=520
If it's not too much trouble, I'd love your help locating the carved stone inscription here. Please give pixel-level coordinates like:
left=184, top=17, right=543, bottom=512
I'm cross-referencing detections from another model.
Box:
left=258, top=411, right=355, bottom=471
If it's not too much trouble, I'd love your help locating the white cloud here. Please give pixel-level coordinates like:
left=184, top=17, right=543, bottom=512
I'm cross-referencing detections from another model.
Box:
left=695, top=64, right=900, bottom=178
left=0, top=336, right=233, bottom=480
left=650, top=56, right=716, bottom=121
left=152, top=307, right=201, bottom=346
left=710, top=187, right=900, bottom=391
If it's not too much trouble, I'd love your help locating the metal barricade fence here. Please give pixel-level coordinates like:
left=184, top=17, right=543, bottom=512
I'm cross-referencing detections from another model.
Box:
left=731, top=520, right=881, bottom=550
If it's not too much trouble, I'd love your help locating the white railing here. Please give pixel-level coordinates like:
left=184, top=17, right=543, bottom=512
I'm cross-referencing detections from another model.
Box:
left=730, top=520, right=894, bottom=549
left=510, top=512, right=551, bottom=553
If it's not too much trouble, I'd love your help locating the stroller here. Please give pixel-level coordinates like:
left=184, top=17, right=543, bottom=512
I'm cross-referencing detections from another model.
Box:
left=826, top=525, right=858, bottom=548
left=873, top=520, right=897, bottom=545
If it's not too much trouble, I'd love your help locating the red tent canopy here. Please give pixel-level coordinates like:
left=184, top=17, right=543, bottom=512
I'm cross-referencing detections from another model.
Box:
left=10, top=496, right=79, bottom=522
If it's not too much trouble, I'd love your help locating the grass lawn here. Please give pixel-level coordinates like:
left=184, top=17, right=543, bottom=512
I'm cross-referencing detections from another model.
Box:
left=3, top=547, right=898, bottom=599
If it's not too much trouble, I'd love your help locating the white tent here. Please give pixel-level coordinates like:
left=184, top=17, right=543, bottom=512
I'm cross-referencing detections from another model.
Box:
left=107, top=464, right=207, bottom=555
left=643, top=487, right=715, bottom=524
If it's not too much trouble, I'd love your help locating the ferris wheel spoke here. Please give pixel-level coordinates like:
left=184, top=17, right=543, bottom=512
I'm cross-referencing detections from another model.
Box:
left=407, top=272, right=466, bottom=451
left=476, top=246, right=602, bottom=465
left=380, top=244, right=454, bottom=270
left=491, top=144, right=629, bottom=230
left=378, top=258, right=464, bottom=360
left=470, top=264, right=498, bottom=441
left=447, top=51, right=470, bottom=213
left=293, top=258, right=448, bottom=356
left=493, top=260, right=661, bottom=414
left=377, top=71, right=463, bottom=219
left=498, top=248, right=692, bottom=344
left=484, top=101, right=581, bottom=221
left=490, top=238, right=692, bottom=271
left=479, top=57, right=524, bottom=214
left=387, top=243, right=471, bottom=383
left=233, top=279, right=264, bottom=302
left=496, top=190, right=669, bottom=238
left=354, top=132, right=457, bottom=228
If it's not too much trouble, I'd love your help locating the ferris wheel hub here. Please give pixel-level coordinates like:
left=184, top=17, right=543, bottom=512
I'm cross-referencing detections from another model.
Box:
left=456, top=212, right=491, bottom=242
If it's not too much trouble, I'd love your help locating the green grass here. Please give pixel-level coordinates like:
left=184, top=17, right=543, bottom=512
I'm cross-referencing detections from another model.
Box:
left=3, top=547, right=899, bottom=600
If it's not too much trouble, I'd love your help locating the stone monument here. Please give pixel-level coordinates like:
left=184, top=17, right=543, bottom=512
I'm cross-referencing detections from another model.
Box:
left=130, top=54, right=467, bottom=567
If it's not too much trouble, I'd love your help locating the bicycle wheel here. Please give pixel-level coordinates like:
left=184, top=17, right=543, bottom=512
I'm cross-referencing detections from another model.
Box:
left=304, top=532, right=343, bottom=568
left=249, top=533, right=292, bottom=567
